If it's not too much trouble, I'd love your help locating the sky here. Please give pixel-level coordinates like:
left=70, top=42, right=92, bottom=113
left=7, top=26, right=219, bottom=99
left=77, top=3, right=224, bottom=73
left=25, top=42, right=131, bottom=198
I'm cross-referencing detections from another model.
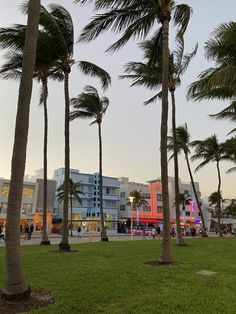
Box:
left=0, top=0, right=236, bottom=200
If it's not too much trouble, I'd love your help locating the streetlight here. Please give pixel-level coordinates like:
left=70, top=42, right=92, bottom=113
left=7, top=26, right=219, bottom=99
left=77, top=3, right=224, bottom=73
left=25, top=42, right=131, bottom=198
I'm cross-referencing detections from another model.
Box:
left=128, top=196, right=135, bottom=240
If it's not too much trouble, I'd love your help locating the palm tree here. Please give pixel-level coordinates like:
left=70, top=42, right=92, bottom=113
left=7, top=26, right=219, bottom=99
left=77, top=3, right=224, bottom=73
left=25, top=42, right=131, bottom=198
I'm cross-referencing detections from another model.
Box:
left=0, top=23, right=65, bottom=246
left=0, top=0, right=40, bottom=301
left=188, top=22, right=236, bottom=106
left=208, top=191, right=223, bottom=218
left=167, top=123, right=208, bottom=236
left=224, top=199, right=236, bottom=218
left=57, top=179, right=83, bottom=237
left=75, top=0, right=192, bottom=263
left=128, top=190, right=148, bottom=225
left=177, top=193, right=191, bottom=224
left=38, top=4, right=111, bottom=251
left=120, top=35, right=197, bottom=246
left=70, top=85, right=110, bottom=241
left=191, top=135, right=232, bottom=237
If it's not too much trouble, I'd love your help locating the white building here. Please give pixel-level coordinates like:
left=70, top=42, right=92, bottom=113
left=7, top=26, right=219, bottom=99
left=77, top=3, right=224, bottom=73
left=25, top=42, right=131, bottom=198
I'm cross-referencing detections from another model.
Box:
left=0, top=178, right=57, bottom=232
left=53, top=168, right=120, bottom=234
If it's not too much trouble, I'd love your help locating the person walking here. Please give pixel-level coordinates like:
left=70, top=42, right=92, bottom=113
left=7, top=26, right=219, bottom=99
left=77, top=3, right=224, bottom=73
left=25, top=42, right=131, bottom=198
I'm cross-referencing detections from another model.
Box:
left=152, top=227, right=156, bottom=239
left=77, top=226, right=81, bottom=239
left=0, top=225, right=5, bottom=241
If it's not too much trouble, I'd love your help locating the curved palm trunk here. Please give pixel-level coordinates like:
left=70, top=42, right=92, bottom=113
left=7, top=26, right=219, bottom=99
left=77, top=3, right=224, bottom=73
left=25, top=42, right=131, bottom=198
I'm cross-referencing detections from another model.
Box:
left=1, top=0, right=40, bottom=300
left=216, top=161, right=222, bottom=237
left=70, top=193, right=73, bottom=237
left=185, top=152, right=208, bottom=236
left=59, top=69, right=71, bottom=251
left=170, top=90, right=185, bottom=246
left=98, top=122, right=108, bottom=241
left=40, top=79, right=50, bottom=245
left=159, top=9, right=171, bottom=264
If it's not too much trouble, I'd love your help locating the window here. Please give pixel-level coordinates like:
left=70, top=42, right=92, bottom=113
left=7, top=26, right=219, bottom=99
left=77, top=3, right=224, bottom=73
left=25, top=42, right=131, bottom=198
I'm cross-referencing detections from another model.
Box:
left=157, top=194, right=162, bottom=201
left=23, top=186, right=35, bottom=198
left=184, top=190, right=189, bottom=195
left=185, top=211, right=190, bottom=216
left=106, top=187, right=117, bottom=195
left=106, top=200, right=117, bottom=208
left=0, top=202, right=7, bottom=213
left=120, top=192, right=126, bottom=198
left=157, top=206, right=163, bottom=212
left=22, top=203, right=32, bottom=214
left=1, top=184, right=9, bottom=197
left=142, top=206, right=151, bottom=212
left=120, top=205, right=126, bottom=211
left=198, top=212, right=201, bottom=217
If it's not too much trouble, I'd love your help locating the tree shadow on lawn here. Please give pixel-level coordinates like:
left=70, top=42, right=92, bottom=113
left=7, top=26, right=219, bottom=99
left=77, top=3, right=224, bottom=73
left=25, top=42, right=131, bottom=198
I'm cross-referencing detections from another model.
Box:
left=0, top=290, right=53, bottom=314
left=144, top=260, right=183, bottom=267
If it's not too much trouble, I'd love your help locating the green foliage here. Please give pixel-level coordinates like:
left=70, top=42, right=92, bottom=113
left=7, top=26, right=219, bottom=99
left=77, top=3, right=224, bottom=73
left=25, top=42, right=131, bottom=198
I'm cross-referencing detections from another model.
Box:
left=1, top=238, right=236, bottom=313
left=57, top=178, right=83, bottom=205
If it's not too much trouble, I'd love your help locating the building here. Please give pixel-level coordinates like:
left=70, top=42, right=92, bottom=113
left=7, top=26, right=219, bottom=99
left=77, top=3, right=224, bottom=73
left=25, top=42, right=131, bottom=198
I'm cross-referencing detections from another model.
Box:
left=53, top=168, right=120, bottom=233
left=149, top=177, right=210, bottom=229
left=118, top=176, right=209, bottom=230
left=0, top=178, right=57, bottom=232
left=118, top=177, right=153, bottom=225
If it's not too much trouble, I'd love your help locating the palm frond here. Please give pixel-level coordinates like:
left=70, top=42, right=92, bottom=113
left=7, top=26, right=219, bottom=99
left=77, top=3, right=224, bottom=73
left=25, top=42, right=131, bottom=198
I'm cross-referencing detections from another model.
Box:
left=78, top=61, right=111, bottom=90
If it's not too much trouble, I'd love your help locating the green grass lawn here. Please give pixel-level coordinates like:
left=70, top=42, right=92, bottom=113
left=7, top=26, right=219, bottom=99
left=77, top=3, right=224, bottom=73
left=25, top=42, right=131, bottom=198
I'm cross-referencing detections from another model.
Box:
left=0, top=238, right=236, bottom=314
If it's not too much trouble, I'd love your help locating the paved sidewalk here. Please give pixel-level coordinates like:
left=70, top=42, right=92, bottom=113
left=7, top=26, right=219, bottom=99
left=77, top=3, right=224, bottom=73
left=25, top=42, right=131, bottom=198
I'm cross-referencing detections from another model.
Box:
left=0, top=232, right=234, bottom=247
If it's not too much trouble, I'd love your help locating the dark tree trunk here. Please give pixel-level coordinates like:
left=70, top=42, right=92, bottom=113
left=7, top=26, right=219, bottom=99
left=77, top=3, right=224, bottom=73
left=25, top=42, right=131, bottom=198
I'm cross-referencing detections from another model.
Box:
left=216, top=161, right=222, bottom=237
left=159, top=8, right=171, bottom=264
left=185, top=152, right=208, bottom=236
left=98, top=122, right=108, bottom=241
left=59, top=69, right=71, bottom=251
left=170, top=90, right=186, bottom=246
left=1, top=0, right=40, bottom=300
left=40, top=79, right=50, bottom=245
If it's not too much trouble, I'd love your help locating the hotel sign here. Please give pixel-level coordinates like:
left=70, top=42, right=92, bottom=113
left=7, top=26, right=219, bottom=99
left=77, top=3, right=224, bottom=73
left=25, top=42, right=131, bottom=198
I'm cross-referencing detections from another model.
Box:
left=87, top=212, right=107, bottom=218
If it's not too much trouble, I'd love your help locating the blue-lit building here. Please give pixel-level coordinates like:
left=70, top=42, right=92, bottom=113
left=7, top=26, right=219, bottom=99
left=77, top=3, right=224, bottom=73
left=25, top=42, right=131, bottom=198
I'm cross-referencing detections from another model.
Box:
left=53, top=168, right=119, bottom=233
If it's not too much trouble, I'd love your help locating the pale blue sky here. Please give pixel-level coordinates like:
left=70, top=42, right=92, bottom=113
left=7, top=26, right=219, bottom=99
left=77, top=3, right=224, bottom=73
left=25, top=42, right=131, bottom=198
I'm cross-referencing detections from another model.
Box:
left=0, top=0, right=236, bottom=199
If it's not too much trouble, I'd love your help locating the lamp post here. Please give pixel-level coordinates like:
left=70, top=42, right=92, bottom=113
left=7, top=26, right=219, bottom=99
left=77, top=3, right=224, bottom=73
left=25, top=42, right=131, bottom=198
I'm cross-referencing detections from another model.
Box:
left=128, top=196, right=135, bottom=240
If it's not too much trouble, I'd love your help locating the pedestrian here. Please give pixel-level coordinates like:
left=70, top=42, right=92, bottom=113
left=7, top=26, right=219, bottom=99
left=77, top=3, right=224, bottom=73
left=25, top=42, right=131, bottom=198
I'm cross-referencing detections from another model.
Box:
left=156, top=225, right=161, bottom=238
left=77, top=226, right=81, bottom=238
left=142, top=227, right=146, bottom=240
left=24, top=224, right=29, bottom=240
left=152, top=227, right=156, bottom=239
left=0, top=226, right=5, bottom=241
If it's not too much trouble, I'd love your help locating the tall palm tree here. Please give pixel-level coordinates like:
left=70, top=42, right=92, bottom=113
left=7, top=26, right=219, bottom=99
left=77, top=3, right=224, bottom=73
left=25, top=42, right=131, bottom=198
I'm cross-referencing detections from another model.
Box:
left=70, top=85, right=109, bottom=241
left=167, top=123, right=208, bottom=236
left=0, top=0, right=40, bottom=301
left=191, top=135, right=232, bottom=237
left=75, top=0, right=192, bottom=263
left=128, top=190, right=148, bottom=225
left=38, top=4, right=111, bottom=251
left=188, top=22, right=236, bottom=106
left=120, top=35, right=197, bottom=246
left=57, top=179, right=83, bottom=237
left=0, top=24, right=64, bottom=246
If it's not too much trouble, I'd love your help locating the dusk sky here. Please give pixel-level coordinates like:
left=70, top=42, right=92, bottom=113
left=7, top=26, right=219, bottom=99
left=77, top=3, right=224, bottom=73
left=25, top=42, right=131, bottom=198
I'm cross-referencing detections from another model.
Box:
left=0, top=1, right=236, bottom=200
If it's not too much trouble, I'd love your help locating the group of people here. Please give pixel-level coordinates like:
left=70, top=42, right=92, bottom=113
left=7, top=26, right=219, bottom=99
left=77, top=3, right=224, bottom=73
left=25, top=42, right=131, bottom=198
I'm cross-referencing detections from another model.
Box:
left=0, top=224, right=5, bottom=241
left=24, top=223, right=34, bottom=240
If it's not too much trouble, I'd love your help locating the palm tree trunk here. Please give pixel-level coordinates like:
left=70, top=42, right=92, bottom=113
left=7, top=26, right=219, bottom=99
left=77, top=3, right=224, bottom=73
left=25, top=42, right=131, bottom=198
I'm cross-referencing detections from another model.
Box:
left=1, top=0, right=40, bottom=300
left=170, top=89, right=185, bottom=246
left=70, top=193, right=73, bottom=237
left=216, top=161, right=222, bottom=237
left=159, top=7, right=171, bottom=264
left=185, top=152, right=208, bottom=236
left=59, top=69, right=71, bottom=251
left=98, top=122, right=108, bottom=241
left=40, top=79, right=50, bottom=245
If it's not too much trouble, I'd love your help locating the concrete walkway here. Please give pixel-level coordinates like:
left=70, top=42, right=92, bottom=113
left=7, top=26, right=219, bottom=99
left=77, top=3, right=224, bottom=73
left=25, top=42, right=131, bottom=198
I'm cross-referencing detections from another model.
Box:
left=0, top=232, right=233, bottom=247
